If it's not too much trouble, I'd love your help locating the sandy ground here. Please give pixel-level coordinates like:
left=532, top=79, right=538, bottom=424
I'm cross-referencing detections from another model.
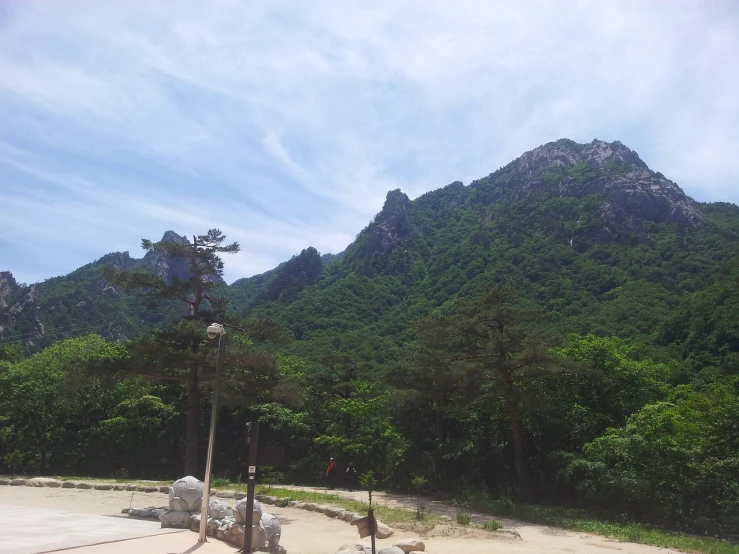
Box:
left=0, top=485, right=686, bottom=554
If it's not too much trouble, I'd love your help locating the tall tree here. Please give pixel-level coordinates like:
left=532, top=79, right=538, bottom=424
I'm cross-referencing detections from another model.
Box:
left=104, top=229, right=240, bottom=475
left=414, top=285, right=553, bottom=500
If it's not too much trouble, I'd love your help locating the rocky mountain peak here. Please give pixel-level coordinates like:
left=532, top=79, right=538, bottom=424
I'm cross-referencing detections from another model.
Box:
left=0, top=271, right=20, bottom=309
left=512, top=138, right=648, bottom=175
left=471, top=138, right=703, bottom=244
left=160, top=230, right=189, bottom=245
left=378, top=189, right=412, bottom=222
left=94, top=251, right=135, bottom=270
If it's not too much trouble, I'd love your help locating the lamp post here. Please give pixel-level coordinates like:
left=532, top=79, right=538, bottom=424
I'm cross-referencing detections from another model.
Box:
left=199, top=322, right=227, bottom=542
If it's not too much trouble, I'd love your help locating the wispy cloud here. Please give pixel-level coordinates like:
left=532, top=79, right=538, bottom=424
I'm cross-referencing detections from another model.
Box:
left=1, top=0, right=737, bottom=284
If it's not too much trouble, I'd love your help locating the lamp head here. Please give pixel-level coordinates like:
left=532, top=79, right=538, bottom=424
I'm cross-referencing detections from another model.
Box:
left=207, top=323, right=223, bottom=339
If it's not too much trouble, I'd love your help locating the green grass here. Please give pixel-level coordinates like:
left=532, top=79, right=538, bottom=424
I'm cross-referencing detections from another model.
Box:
left=451, top=496, right=739, bottom=554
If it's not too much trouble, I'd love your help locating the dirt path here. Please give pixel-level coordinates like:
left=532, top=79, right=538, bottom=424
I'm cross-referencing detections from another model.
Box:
left=273, top=485, right=687, bottom=554
left=0, top=485, right=686, bottom=553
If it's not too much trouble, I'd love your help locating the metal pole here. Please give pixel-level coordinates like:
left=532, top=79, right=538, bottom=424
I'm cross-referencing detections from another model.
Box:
left=240, top=421, right=260, bottom=553
left=198, top=331, right=226, bottom=542
left=368, top=506, right=376, bottom=554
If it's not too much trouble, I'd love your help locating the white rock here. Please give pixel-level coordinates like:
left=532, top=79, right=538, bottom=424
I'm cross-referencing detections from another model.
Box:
left=325, top=506, right=344, bottom=518
left=27, top=478, right=62, bottom=487
left=208, top=499, right=233, bottom=519
left=159, top=510, right=193, bottom=528
left=378, top=548, right=404, bottom=554
left=168, top=476, right=204, bottom=512
left=10, top=479, right=26, bottom=486
left=393, top=538, right=425, bottom=553
left=498, top=528, right=522, bottom=539
left=375, top=519, right=394, bottom=539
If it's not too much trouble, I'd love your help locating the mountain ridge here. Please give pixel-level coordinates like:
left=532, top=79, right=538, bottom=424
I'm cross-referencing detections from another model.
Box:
left=1, top=138, right=737, bottom=354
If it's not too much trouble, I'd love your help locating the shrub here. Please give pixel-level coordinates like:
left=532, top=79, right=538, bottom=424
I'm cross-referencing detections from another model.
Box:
left=456, top=511, right=471, bottom=525
left=483, top=519, right=503, bottom=531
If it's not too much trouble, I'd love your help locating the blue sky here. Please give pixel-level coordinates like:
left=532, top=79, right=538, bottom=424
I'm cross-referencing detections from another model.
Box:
left=1, top=1, right=738, bottom=285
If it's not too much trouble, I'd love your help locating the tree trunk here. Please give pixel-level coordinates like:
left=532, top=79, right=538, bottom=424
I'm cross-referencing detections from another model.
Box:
left=502, top=368, right=532, bottom=501
left=184, top=367, right=199, bottom=476
left=433, top=399, right=446, bottom=443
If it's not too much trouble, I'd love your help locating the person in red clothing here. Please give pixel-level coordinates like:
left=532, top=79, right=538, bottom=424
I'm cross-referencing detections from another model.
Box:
left=325, top=457, right=337, bottom=489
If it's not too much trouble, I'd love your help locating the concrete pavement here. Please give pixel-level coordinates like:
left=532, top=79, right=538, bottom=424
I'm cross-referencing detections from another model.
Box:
left=0, top=504, right=183, bottom=554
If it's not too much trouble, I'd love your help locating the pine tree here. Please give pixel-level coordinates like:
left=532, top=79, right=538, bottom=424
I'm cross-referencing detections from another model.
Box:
left=104, top=229, right=240, bottom=475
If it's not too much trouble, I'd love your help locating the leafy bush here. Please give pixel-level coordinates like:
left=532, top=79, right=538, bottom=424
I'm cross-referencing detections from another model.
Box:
left=456, top=511, right=471, bottom=525
left=483, top=519, right=503, bottom=531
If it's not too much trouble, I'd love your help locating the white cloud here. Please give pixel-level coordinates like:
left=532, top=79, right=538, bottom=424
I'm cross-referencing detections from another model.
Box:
left=0, top=0, right=737, bottom=284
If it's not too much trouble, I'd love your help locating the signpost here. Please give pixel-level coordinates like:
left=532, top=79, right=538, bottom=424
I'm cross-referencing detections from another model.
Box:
left=238, top=422, right=287, bottom=554
left=240, top=421, right=259, bottom=554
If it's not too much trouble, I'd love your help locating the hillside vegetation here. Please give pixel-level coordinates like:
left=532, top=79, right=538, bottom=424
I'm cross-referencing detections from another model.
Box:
left=1, top=139, right=737, bottom=539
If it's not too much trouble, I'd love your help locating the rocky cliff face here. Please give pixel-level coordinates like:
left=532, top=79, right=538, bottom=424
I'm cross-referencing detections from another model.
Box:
left=470, top=138, right=703, bottom=244
left=0, top=272, right=45, bottom=346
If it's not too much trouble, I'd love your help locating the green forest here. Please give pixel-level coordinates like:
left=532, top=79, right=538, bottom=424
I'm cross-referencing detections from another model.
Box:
left=1, top=140, right=738, bottom=541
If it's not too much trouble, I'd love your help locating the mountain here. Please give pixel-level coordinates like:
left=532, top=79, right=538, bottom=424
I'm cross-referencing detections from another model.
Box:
left=231, top=139, right=738, bottom=368
left=2, top=139, right=738, bottom=370
left=0, top=231, right=206, bottom=348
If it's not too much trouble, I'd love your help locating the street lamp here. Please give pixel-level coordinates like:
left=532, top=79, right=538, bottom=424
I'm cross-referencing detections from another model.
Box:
left=199, top=322, right=226, bottom=542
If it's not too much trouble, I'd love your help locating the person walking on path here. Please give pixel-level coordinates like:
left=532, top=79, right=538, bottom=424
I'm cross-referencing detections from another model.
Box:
left=345, top=461, right=358, bottom=492
left=325, top=457, right=337, bottom=489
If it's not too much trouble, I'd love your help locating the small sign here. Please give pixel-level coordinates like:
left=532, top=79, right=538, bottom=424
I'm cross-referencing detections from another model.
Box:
left=249, top=465, right=256, bottom=474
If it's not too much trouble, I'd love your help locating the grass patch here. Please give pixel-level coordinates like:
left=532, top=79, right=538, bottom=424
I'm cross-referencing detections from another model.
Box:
left=451, top=496, right=739, bottom=554
left=482, top=519, right=503, bottom=532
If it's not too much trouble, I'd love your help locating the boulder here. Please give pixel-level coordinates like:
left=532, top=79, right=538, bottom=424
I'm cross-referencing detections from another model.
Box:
left=0, top=479, right=10, bottom=486
left=289, top=501, right=304, bottom=508
left=159, top=486, right=169, bottom=493
left=215, top=489, right=236, bottom=499
left=302, top=502, right=319, bottom=511
left=144, top=487, right=158, bottom=493
left=10, top=479, right=26, bottom=486
left=315, top=504, right=332, bottom=513
left=126, top=485, right=137, bottom=491
left=325, top=506, right=344, bottom=518
left=375, top=520, right=394, bottom=539
left=498, top=528, right=522, bottom=539
left=113, top=485, right=127, bottom=491
left=168, top=476, right=204, bottom=512
left=76, top=482, right=94, bottom=489
left=94, top=484, right=113, bottom=490
left=234, top=498, right=263, bottom=525
left=261, top=495, right=278, bottom=505
left=234, top=491, right=247, bottom=500
left=341, top=511, right=356, bottom=522
left=159, top=510, right=193, bottom=528
left=378, top=548, right=404, bottom=554
left=208, top=499, right=233, bottom=519
left=393, top=538, right=425, bottom=553
left=62, top=481, right=78, bottom=489
left=27, top=477, right=63, bottom=487
left=130, top=506, right=167, bottom=519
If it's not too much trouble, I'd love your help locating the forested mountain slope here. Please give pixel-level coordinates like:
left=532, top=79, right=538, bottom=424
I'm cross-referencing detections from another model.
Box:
left=2, top=139, right=738, bottom=372
left=232, top=139, right=739, bottom=372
